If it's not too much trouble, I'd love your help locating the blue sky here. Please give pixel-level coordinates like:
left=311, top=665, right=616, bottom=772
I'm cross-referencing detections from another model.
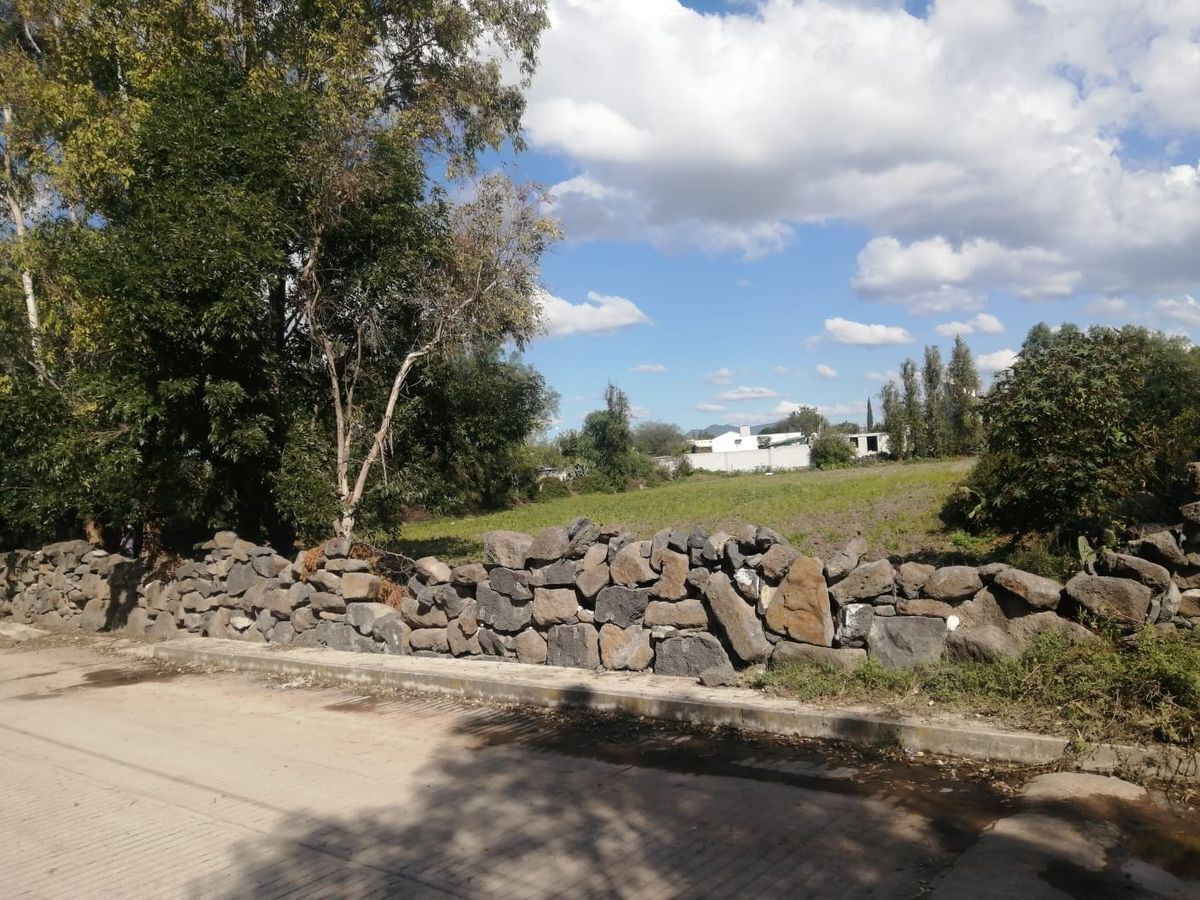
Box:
left=491, top=0, right=1200, bottom=433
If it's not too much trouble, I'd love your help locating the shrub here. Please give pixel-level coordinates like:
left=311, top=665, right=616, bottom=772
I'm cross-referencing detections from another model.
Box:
left=961, top=324, right=1200, bottom=536
left=534, top=477, right=571, bottom=502
left=810, top=431, right=855, bottom=469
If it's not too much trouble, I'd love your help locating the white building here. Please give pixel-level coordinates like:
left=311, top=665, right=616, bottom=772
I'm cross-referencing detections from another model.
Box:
left=846, top=432, right=890, bottom=458
left=694, top=426, right=809, bottom=454
left=685, top=426, right=889, bottom=473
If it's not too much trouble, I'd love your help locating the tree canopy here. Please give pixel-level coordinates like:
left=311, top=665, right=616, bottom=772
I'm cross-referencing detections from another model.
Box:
left=956, top=324, right=1200, bottom=535
left=0, top=0, right=555, bottom=548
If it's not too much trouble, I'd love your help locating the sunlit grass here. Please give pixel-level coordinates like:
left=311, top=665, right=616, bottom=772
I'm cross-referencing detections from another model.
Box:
left=389, top=459, right=979, bottom=563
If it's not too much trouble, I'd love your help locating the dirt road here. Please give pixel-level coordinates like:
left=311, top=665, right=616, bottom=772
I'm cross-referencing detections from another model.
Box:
left=0, top=636, right=1195, bottom=898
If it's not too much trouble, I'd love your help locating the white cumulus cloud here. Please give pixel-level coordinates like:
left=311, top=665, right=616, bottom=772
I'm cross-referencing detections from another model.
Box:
left=528, top=1, right=1200, bottom=304
left=978, top=348, right=1020, bottom=373
left=694, top=402, right=727, bottom=413
left=935, top=312, right=1006, bottom=337
left=714, top=386, right=781, bottom=402
left=538, top=290, right=651, bottom=337
left=703, top=367, right=734, bottom=385
left=630, top=363, right=668, bottom=373
left=1154, top=295, right=1200, bottom=327
left=815, top=363, right=839, bottom=379
left=824, top=317, right=914, bottom=346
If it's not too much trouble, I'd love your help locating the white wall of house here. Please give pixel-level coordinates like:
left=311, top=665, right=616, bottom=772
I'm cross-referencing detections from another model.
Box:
left=706, top=427, right=809, bottom=453
left=845, top=432, right=890, bottom=458
left=686, top=443, right=812, bottom=473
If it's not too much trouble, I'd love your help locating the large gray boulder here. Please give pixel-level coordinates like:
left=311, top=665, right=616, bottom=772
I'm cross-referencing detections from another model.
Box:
left=532, top=587, right=578, bottom=627
left=594, top=585, right=651, bottom=628
left=653, top=633, right=732, bottom=678
left=225, top=561, right=258, bottom=596
left=308, top=591, right=346, bottom=614
left=1065, top=574, right=1153, bottom=624
left=341, top=572, right=380, bottom=601
left=923, top=566, right=983, bottom=603
left=763, top=556, right=833, bottom=646
left=644, top=598, right=709, bottom=629
left=650, top=550, right=689, bottom=600
left=598, top=624, right=654, bottom=671
left=546, top=623, right=600, bottom=669
left=1096, top=551, right=1172, bottom=591
left=410, top=628, right=450, bottom=653
left=867, top=616, right=947, bottom=670
left=771, top=641, right=866, bottom=670
left=484, top=530, right=533, bottom=568
left=830, top=559, right=894, bottom=605
left=836, top=603, right=874, bottom=648
left=417, top=583, right=467, bottom=617
left=489, top=567, right=532, bottom=600
left=895, top=562, right=935, bottom=600
left=576, top=562, right=611, bottom=600
left=610, top=541, right=656, bottom=587
left=346, top=602, right=394, bottom=636
left=316, top=621, right=379, bottom=653
left=945, top=626, right=1021, bottom=663
left=514, top=628, right=548, bottom=664
left=1008, top=611, right=1097, bottom=648
left=373, top=615, right=411, bottom=654
left=527, top=526, right=570, bottom=563
left=991, top=568, right=1063, bottom=611
left=824, top=537, right=868, bottom=583
left=1130, top=530, right=1187, bottom=568
left=528, top=559, right=581, bottom=588
left=400, top=593, right=449, bottom=629
left=759, top=544, right=799, bottom=581
left=414, top=556, right=452, bottom=584
left=79, top=597, right=108, bottom=633
left=704, top=572, right=772, bottom=664
left=474, top=584, right=531, bottom=633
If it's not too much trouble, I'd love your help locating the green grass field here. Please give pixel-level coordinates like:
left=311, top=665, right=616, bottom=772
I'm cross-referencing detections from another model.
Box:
left=390, top=459, right=977, bottom=563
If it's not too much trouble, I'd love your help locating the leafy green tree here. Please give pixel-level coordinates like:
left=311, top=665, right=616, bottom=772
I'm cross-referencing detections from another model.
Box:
left=880, top=381, right=905, bottom=459
left=632, top=421, right=688, bottom=457
left=0, top=0, right=556, bottom=546
left=921, top=345, right=949, bottom=457
left=810, top=431, right=855, bottom=469
left=900, top=359, right=923, bottom=459
left=945, top=335, right=983, bottom=454
left=762, top=406, right=828, bottom=436
left=961, top=324, right=1200, bottom=534
left=581, top=383, right=635, bottom=489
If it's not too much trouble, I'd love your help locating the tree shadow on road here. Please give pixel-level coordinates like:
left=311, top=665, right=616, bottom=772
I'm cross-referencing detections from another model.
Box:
left=194, top=689, right=1023, bottom=899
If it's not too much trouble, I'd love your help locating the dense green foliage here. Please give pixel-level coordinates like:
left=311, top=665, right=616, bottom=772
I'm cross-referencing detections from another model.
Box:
left=632, top=420, right=688, bottom=457
left=879, top=336, right=982, bottom=460
left=809, top=430, right=855, bottom=469
left=554, top=385, right=680, bottom=493
left=761, top=405, right=828, bottom=435
left=953, top=324, right=1200, bottom=536
left=0, top=0, right=555, bottom=548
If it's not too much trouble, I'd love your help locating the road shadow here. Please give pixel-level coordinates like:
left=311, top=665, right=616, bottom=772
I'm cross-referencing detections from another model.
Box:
left=194, top=688, right=1022, bottom=899
left=103, top=558, right=146, bottom=631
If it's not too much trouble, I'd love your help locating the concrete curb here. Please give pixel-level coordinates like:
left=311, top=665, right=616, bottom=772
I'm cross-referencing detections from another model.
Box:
left=127, top=637, right=1199, bottom=780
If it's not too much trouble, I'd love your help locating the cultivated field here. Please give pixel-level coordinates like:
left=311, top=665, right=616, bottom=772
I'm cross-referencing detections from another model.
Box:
left=393, top=459, right=975, bottom=563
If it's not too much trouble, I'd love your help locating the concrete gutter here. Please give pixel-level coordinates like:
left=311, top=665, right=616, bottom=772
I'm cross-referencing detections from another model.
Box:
left=126, top=637, right=1198, bottom=780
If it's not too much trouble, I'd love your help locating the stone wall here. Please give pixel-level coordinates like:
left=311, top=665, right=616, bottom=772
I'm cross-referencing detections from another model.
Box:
left=5, top=470, right=1200, bottom=680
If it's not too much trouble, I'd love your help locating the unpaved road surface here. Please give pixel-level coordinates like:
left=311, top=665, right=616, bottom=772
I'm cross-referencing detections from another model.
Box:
left=0, top=636, right=1196, bottom=899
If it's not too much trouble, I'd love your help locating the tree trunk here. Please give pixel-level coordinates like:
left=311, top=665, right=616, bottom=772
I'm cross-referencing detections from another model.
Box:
left=336, top=347, right=430, bottom=538
left=2, top=104, right=45, bottom=382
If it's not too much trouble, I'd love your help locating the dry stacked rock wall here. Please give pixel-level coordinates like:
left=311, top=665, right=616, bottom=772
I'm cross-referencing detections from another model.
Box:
left=4, top=496, right=1200, bottom=679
